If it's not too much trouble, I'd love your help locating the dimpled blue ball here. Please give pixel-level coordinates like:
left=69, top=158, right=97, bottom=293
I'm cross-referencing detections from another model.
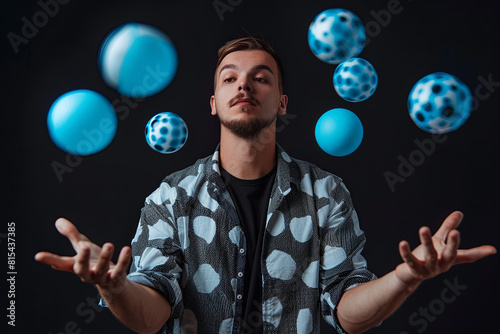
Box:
left=315, top=108, right=363, bottom=157
left=145, top=112, right=188, bottom=154
left=334, top=57, right=378, bottom=102
left=47, top=90, right=118, bottom=156
left=98, top=22, right=178, bottom=98
left=408, top=72, right=472, bottom=134
left=308, top=8, right=366, bottom=64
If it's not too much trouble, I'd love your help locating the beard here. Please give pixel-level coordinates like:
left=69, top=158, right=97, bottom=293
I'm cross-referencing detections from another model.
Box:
left=216, top=92, right=279, bottom=139
left=218, top=110, right=277, bottom=139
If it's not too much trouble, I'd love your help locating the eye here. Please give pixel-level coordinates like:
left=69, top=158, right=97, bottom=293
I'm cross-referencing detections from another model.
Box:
left=224, top=78, right=235, bottom=83
left=254, top=77, right=267, bottom=83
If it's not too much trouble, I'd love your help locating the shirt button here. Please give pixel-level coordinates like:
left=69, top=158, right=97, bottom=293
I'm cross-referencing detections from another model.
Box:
left=238, top=272, right=243, bottom=277
left=239, top=248, right=245, bottom=254
left=237, top=294, right=243, bottom=300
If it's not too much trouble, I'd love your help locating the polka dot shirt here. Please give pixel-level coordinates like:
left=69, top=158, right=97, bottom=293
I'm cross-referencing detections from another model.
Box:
left=116, top=144, right=376, bottom=333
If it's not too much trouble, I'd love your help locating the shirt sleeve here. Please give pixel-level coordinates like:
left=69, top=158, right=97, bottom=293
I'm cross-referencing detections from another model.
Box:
left=319, top=180, right=377, bottom=333
left=100, top=181, right=184, bottom=325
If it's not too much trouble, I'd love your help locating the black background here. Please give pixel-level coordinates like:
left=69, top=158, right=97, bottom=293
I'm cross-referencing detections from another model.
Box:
left=2, top=0, right=499, bottom=333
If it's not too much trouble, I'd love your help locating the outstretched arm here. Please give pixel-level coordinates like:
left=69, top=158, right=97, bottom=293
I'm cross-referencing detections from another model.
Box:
left=35, top=218, right=171, bottom=334
left=335, top=211, right=497, bottom=334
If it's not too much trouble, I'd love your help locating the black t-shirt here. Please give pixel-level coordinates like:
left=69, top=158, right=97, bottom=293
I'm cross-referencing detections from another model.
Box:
left=220, top=166, right=277, bottom=334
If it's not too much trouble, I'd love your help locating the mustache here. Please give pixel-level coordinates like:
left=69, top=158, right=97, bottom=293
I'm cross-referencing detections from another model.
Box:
left=228, top=93, right=261, bottom=107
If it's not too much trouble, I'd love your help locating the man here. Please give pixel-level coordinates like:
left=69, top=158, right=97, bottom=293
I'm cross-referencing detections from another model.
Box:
left=36, top=37, right=497, bottom=334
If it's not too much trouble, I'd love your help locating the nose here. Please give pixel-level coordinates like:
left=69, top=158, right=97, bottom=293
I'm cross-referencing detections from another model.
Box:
left=238, top=76, right=252, bottom=92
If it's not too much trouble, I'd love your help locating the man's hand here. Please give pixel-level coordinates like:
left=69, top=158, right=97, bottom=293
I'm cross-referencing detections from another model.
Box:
left=35, top=218, right=131, bottom=289
left=35, top=218, right=172, bottom=333
left=336, top=211, right=497, bottom=334
left=395, top=211, right=497, bottom=287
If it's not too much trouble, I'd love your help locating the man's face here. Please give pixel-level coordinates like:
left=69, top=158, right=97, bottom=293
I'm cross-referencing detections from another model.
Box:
left=210, top=50, right=287, bottom=139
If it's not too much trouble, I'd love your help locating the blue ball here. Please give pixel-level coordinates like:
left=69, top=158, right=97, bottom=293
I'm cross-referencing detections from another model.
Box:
left=98, top=23, right=178, bottom=98
left=315, top=108, right=363, bottom=156
left=145, top=112, right=188, bottom=154
left=308, top=8, right=366, bottom=64
left=47, top=89, right=118, bottom=156
left=333, top=57, right=378, bottom=102
left=408, top=72, right=472, bottom=134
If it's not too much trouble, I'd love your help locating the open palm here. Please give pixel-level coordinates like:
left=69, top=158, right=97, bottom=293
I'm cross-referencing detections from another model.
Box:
left=35, top=218, right=131, bottom=287
left=395, top=211, right=497, bottom=285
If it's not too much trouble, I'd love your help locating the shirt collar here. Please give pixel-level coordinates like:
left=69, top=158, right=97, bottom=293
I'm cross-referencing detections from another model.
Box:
left=206, top=143, right=294, bottom=197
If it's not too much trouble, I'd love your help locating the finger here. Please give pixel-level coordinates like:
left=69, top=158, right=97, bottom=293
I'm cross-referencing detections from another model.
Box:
left=55, top=218, right=92, bottom=250
left=419, top=226, right=438, bottom=266
left=399, top=240, right=422, bottom=270
left=73, top=246, right=91, bottom=281
left=93, top=243, right=115, bottom=280
left=110, top=246, right=132, bottom=281
left=440, top=230, right=460, bottom=267
left=35, top=252, right=75, bottom=272
left=455, top=245, right=498, bottom=264
left=433, top=211, right=463, bottom=241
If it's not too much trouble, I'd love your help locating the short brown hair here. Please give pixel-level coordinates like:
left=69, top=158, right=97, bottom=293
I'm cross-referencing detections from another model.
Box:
left=214, top=37, right=285, bottom=93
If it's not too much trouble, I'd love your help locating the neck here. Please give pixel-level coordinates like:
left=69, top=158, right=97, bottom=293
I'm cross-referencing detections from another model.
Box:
left=219, top=125, right=277, bottom=180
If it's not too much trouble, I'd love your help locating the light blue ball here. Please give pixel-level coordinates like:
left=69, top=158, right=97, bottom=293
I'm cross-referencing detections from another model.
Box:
left=308, top=8, right=366, bottom=64
left=333, top=57, right=378, bottom=102
left=408, top=72, right=472, bottom=134
left=315, top=108, right=363, bottom=156
left=47, top=89, right=118, bottom=156
left=98, top=22, right=178, bottom=98
left=145, top=112, right=188, bottom=154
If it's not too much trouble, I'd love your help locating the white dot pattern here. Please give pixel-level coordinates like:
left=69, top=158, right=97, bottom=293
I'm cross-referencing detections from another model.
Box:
left=122, top=144, right=376, bottom=333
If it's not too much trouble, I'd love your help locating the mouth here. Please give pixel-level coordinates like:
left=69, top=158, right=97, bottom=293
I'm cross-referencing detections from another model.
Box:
left=230, top=96, right=258, bottom=107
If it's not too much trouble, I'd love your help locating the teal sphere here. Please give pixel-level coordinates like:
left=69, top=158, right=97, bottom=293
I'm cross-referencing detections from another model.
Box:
left=47, top=90, right=118, bottom=156
left=315, top=108, right=363, bottom=156
left=98, top=22, right=178, bottom=98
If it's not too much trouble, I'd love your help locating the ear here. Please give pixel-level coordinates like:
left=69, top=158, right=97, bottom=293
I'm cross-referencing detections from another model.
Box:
left=278, top=94, right=288, bottom=116
left=210, top=95, right=217, bottom=115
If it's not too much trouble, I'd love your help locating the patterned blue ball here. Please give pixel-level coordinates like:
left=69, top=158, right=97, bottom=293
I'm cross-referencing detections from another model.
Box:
left=408, top=73, right=472, bottom=134
left=98, top=23, right=178, bottom=98
left=145, top=112, right=188, bottom=154
left=308, top=8, right=366, bottom=64
left=333, top=58, right=378, bottom=102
